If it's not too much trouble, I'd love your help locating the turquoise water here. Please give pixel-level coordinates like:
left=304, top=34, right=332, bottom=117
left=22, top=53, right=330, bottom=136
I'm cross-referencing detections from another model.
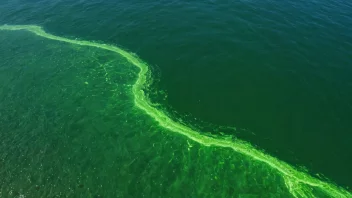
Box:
left=0, top=0, right=352, bottom=197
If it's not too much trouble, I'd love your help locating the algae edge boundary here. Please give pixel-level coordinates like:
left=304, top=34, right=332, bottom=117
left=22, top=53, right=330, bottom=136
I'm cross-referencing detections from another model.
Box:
left=0, top=24, right=350, bottom=198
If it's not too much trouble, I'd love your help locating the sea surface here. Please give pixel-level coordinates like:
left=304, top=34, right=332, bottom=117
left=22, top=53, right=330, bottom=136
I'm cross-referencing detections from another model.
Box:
left=0, top=0, right=352, bottom=197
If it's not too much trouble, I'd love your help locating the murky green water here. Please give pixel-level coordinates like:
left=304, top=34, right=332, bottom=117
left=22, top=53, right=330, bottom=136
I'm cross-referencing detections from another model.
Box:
left=0, top=0, right=352, bottom=197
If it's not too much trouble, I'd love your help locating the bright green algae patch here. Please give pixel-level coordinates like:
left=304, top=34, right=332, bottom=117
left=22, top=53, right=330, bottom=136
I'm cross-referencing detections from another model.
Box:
left=0, top=25, right=350, bottom=198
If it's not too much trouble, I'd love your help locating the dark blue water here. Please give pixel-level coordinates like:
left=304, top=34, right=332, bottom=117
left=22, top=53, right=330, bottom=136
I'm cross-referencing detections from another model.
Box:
left=1, top=0, right=352, bottom=195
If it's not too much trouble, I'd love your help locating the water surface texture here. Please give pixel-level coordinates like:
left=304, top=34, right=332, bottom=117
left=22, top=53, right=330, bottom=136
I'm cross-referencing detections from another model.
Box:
left=0, top=0, right=352, bottom=197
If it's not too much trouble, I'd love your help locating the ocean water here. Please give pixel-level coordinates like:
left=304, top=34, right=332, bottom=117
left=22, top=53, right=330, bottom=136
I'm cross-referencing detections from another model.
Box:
left=0, top=0, right=352, bottom=197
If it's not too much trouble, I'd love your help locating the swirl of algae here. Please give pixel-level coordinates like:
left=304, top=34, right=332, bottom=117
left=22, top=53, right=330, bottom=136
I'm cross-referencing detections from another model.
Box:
left=0, top=24, right=350, bottom=198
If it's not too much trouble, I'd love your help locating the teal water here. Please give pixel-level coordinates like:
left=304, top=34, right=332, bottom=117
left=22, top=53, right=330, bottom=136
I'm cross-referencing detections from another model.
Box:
left=0, top=0, right=352, bottom=197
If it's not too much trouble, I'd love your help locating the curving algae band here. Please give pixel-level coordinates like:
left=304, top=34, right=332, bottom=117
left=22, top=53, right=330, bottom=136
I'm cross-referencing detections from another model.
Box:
left=0, top=25, right=350, bottom=198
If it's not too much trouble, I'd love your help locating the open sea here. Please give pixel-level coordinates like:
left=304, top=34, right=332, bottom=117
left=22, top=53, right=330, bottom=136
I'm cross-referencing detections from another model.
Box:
left=0, top=0, right=352, bottom=197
